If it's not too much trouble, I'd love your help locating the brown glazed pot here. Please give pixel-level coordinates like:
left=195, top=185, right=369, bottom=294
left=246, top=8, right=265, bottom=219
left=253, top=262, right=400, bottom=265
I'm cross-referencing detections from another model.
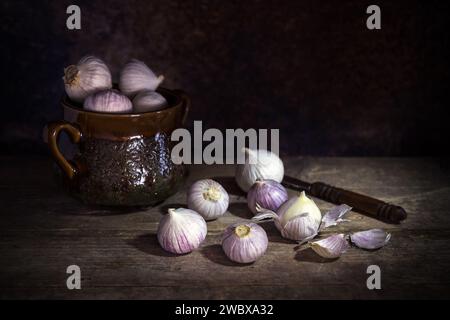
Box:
left=46, top=88, right=189, bottom=206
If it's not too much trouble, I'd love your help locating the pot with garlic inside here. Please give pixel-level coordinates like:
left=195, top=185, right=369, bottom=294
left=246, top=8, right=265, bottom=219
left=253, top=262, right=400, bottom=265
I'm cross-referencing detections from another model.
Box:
left=46, top=56, right=190, bottom=206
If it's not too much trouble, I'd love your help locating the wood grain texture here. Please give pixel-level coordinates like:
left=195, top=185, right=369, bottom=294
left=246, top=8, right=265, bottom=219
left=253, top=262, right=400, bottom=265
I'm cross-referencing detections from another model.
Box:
left=0, top=156, right=449, bottom=299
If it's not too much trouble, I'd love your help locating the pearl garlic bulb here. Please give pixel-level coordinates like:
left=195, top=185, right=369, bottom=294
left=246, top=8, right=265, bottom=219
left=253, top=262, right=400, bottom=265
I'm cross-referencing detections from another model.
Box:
left=84, top=89, right=132, bottom=113
left=119, top=59, right=164, bottom=97
left=187, top=179, right=229, bottom=221
left=63, top=55, right=112, bottom=102
left=157, top=208, right=207, bottom=254
left=133, top=90, right=168, bottom=113
left=222, top=222, right=268, bottom=263
left=235, top=148, right=284, bottom=192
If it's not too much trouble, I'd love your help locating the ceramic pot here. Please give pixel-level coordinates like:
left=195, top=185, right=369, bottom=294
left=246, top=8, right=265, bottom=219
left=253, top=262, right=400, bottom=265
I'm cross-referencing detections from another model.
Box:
left=46, top=88, right=189, bottom=206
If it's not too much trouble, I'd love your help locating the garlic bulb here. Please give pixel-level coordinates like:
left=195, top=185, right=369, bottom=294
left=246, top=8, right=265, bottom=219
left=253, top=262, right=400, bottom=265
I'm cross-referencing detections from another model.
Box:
left=235, top=148, right=284, bottom=192
left=63, top=55, right=112, bottom=102
left=157, top=208, right=207, bottom=254
left=310, top=234, right=349, bottom=259
left=222, top=222, right=268, bottom=263
left=350, top=229, right=391, bottom=250
left=253, top=191, right=322, bottom=242
left=187, top=179, right=229, bottom=221
left=119, top=59, right=164, bottom=97
left=247, top=179, right=288, bottom=215
left=84, top=89, right=132, bottom=113
left=133, top=90, right=168, bottom=113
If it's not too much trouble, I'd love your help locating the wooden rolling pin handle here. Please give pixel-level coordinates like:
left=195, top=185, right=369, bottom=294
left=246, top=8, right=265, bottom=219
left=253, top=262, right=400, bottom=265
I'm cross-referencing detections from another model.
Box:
left=309, top=182, right=407, bottom=223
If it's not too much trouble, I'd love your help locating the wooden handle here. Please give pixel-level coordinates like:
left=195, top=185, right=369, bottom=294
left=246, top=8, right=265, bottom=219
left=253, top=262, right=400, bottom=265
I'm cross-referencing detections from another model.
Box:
left=47, top=121, right=82, bottom=180
left=309, top=182, right=407, bottom=223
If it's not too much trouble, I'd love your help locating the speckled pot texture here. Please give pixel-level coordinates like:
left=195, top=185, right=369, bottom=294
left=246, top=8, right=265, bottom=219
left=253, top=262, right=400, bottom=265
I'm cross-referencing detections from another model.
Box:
left=47, top=88, right=189, bottom=206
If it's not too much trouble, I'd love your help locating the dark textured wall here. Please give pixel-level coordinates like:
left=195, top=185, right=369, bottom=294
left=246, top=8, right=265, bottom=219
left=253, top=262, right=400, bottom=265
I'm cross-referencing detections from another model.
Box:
left=1, top=0, right=449, bottom=156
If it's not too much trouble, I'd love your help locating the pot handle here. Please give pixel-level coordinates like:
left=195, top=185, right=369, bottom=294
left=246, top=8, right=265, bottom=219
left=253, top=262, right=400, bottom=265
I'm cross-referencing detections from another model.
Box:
left=47, top=121, right=82, bottom=180
left=174, top=89, right=190, bottom=126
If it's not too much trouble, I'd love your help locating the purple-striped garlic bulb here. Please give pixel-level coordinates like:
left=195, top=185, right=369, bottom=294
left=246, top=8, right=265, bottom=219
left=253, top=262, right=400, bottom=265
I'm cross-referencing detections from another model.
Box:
left=119, top=59, right=164, bottom=97
left=133, top=90, right=168, bottom=113
left=222, top=222, right=268, bottom=263
left=157, top=208, right=207, bottom=254
left=247, top=179, right=288, bottom=215
left=63, top=55, right=112, bottom=102
left=83, top=89, right=132, bottom=113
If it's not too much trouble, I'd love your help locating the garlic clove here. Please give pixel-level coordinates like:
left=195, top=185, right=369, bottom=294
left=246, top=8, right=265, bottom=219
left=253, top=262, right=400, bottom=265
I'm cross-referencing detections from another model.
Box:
left=83, top=89, right=132, bottom=113
left=279, top=191, right=321, bottom=227
left=253, top=193, right=322, bottom=242
left=157, top=208, right=207, bottom=254
left=187, top=179, right=229, bottom=221
left=320, top=204, right=352, bottom=230
left=350, top=229, right=391, bottom=250
left=119, top=59, right=164, bottom=97
left=235, top=148, right=284, bottom=192
left=221, top=222, right=268, bottom=264
left=310, top=234, right=349, bottom=259
left=280, top=213, right=320, bottom=241
left=132, top=90, right=168, bottom=113
left=63, top=55, right=112, bottom=103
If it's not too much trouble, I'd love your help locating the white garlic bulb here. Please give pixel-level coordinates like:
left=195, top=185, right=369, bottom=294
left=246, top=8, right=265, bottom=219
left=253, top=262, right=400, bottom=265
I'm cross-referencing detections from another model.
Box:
left=157, top=208, right=207, bottom=254
left=119, top=59, right=164, bottom=97
left=63, top=55, right=112, bottom=102
left=84, top=89, right=132, bottom=113
left=235, top=148, right=284, bottom=192
left=222, top=222, right=268, bottom=263
left=133, top=90, right=168, bottom=113
left=253, top=191, right=322, bottom=242
left=187, top=179, right=229, bottom=221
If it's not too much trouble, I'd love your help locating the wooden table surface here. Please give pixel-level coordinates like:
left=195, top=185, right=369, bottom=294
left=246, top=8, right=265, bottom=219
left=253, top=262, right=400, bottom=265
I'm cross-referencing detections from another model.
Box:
left=1, top=156, right=449, bottom=299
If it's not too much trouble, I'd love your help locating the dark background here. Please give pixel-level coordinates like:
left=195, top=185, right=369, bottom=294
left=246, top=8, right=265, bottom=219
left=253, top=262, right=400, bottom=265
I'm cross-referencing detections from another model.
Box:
left=1, top=0, right=449, bottom=156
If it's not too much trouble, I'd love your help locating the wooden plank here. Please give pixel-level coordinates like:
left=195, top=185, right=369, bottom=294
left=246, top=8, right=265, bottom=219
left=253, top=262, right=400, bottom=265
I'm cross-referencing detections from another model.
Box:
left=0, top=156, right=449, bottom=299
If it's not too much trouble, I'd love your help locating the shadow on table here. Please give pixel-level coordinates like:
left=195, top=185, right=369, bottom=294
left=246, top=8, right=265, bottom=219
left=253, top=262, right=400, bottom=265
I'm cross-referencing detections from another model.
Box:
left=51, top=200, right=146, bottom=216
left=228, top=202, right=253, bottom=219
left=211, top=176, right=245, bottom=197
left=201, top=244, right=249, bottom=267
left=294, top=247, right=338, bottom=263
left=128, top=233, right=179, bottom=257
left=259, top=222, right=293, bottom=244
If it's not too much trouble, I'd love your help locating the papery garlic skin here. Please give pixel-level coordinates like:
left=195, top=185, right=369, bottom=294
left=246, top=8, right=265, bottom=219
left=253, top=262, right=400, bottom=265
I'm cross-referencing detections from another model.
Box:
left=320, top=204, right=352, bottom=229
left=187, top=179, right=229, bottom=221
left=157, top=208, right=207, bottom=254
left=133, top=90, right=168, bottom=113
left=222, top=222, right=268, bottom=263
left=247, top=179, right=288, bottom=215
left=254, top=191, right=322, bottom=242
left=84, top=89, right=132, bottom=113
left=235, top=148, right=284, bottom=192
left=350, top=229, right=391, bottom=250
left=310, top=234, right=349, bottom=259
left=119, top=59, right=164, bottom=97
left=63, top=55, right=112, bottom=102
